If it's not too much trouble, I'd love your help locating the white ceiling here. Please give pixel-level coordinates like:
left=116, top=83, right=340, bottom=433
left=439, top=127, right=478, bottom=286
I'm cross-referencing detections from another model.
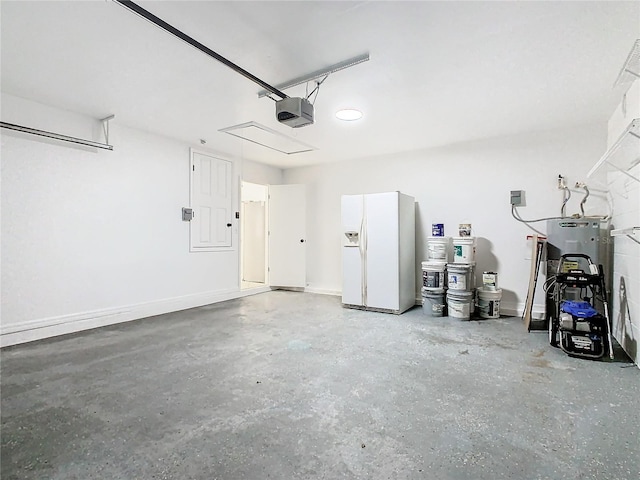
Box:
left=1, top=1, right=638, bottom=169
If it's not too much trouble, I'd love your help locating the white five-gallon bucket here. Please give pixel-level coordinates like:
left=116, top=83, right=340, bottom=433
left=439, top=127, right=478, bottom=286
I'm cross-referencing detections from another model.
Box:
left=453, top=237, right=476, bottom=263
left=447, top=263, right=475, bottom=291
left=422, top=289, right=446, bottom=317
left=477, top=287, right=502, bottom=319
left=421, top=261, right=447, bottom=290
left=447, top=290, right=474, bottom=320
left=427, top=236, right=451, bottom=262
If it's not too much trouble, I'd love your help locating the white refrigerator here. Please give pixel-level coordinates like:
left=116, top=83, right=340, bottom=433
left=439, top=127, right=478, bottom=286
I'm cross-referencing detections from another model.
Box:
left=341, top=192, right=416, bottom=314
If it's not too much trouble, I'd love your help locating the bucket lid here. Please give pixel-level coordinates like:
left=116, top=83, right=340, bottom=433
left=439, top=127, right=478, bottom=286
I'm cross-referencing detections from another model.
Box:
left=428, top=236, right=451, bottom=242
left=422, top=285, right=445, bottom=292
left=477, top=287, right=502, bottom=297
left=422, top=260, right=447, bottom=269
left=447, top=290, right=474, bottom=298
left=447, top=263, right=475, bottom=270
left=452, top=236, right=476, bottom=242
left=423, top=289, right=445, bottom=297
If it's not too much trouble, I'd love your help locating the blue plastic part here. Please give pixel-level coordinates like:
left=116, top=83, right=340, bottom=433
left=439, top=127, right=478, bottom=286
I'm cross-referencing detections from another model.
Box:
left=560, top=301, right=598, bottom=318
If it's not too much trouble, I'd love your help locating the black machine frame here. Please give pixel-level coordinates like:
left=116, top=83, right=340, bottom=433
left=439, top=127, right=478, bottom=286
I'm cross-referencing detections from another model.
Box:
left=547, top=254, right=614, bottom=360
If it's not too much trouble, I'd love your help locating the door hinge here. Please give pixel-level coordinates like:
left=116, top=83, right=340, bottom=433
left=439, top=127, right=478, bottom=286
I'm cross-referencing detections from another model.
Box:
left=192, top=165, right=195, bottom=171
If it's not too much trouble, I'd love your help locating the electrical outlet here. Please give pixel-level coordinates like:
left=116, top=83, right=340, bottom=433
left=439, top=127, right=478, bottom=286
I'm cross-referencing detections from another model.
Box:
left=510, top=190, right=525, bottom=206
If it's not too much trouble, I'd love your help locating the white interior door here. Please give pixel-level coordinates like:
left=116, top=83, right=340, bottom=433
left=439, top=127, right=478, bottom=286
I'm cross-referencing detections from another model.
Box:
left=190, top=151, right=232, bottom=250
left=268, top=184, right=306, bottom=288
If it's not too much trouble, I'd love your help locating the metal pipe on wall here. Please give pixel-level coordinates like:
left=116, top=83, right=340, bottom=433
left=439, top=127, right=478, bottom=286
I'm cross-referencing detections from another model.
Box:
left=0, top=121, right=114, bottom=150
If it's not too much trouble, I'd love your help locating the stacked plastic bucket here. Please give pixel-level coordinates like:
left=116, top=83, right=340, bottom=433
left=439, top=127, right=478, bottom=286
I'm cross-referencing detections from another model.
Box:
left=477, top=272, right=502, bottom=319
left=446, top=236, right=477, bottom=320
left=423, top=224, right=502, bottom=320
left=422, top=224, right=449, bottom=317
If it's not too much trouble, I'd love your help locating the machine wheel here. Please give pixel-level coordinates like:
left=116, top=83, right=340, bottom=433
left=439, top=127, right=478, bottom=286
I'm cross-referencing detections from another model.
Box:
left=548, top=317, right=559, bottom=347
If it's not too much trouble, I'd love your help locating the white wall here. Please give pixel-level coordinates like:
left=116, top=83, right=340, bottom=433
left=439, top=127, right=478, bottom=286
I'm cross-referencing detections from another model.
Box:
left=284, top=123, right=609, bottom=318
left=605, top=74, right=640, bottom=367
left=1, top=92, right=622, bottom=351
left=242, top=182, right=268, bottom=202
left=0, top=94, right=283, bottom=346
left=608, top=165, right=639, bottom=365
left=241, top=160, right=283, bottom=187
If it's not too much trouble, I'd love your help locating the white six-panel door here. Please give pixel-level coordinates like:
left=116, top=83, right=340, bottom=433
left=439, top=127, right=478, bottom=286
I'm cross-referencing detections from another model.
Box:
left=190, top=151, right=232, bottom=251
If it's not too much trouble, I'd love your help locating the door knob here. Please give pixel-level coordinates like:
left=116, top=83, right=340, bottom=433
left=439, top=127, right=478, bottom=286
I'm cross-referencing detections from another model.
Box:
left=300, top=239, right=305, bottom=243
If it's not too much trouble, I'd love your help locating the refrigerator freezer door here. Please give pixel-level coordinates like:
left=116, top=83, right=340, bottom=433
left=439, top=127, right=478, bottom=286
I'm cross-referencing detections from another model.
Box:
left=341, top=195, right=364, bottom=306
left=342, top=247, right=364, bottom=306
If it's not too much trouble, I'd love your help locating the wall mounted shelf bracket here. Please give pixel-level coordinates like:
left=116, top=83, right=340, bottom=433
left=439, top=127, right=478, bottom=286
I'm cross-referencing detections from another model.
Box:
left=614, top=39, right=640, bottom=88
left=101, top=115, right=115, bottom=145
left=587, top=118, right=640, bottom=183
left=611, top=227, right=640, bottom=244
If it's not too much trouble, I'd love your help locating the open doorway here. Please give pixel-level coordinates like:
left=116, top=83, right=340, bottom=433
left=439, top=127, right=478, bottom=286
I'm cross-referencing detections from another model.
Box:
left=240, top=181, right=268, bottom=290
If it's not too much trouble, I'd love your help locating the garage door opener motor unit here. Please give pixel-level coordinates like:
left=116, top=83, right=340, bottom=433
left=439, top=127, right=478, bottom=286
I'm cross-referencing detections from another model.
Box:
left=276, top=97, right=314, bottom=128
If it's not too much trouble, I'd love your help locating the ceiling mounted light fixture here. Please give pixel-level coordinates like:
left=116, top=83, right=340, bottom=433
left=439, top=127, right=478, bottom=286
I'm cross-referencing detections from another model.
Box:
left=336, top=109, right=363, bottom=121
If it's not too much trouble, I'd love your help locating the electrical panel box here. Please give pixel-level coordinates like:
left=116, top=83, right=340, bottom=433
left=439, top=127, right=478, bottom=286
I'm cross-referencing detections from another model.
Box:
left=510, top=190, right=525, bottom=206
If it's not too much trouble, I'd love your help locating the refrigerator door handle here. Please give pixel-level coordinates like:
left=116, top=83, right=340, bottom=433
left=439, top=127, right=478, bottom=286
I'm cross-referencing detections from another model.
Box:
left=360, top=197, right=367, bottom=307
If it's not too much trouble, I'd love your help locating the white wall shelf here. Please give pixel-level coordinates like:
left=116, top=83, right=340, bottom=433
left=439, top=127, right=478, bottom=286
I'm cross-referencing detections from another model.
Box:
left=611, top=227, right=639, bottom=236
left=587, top=118, right=640, bottom=182
left=611, top=227, right=640, bottom=244
left=614, top=39, right=640, bottom=88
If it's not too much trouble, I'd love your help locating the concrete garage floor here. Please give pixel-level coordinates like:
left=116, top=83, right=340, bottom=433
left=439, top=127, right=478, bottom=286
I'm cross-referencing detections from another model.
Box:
left=1, top=291, right=639, bottom=480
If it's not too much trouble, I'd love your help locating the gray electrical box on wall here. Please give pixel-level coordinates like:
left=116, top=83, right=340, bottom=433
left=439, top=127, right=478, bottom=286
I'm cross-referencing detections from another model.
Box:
left=510, top=190, right=525, bottom=206
left=182, top=207, right=193, bottom=221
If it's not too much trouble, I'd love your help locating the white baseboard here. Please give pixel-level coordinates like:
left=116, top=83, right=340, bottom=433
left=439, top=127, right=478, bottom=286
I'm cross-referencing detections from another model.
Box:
left=0, top=286, right=270, bottom=347
left=500, top=301, right=545, bottom=320
left=304, top=287, right=341, bottom=297
left=1, top=287, right=545, bottom=347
